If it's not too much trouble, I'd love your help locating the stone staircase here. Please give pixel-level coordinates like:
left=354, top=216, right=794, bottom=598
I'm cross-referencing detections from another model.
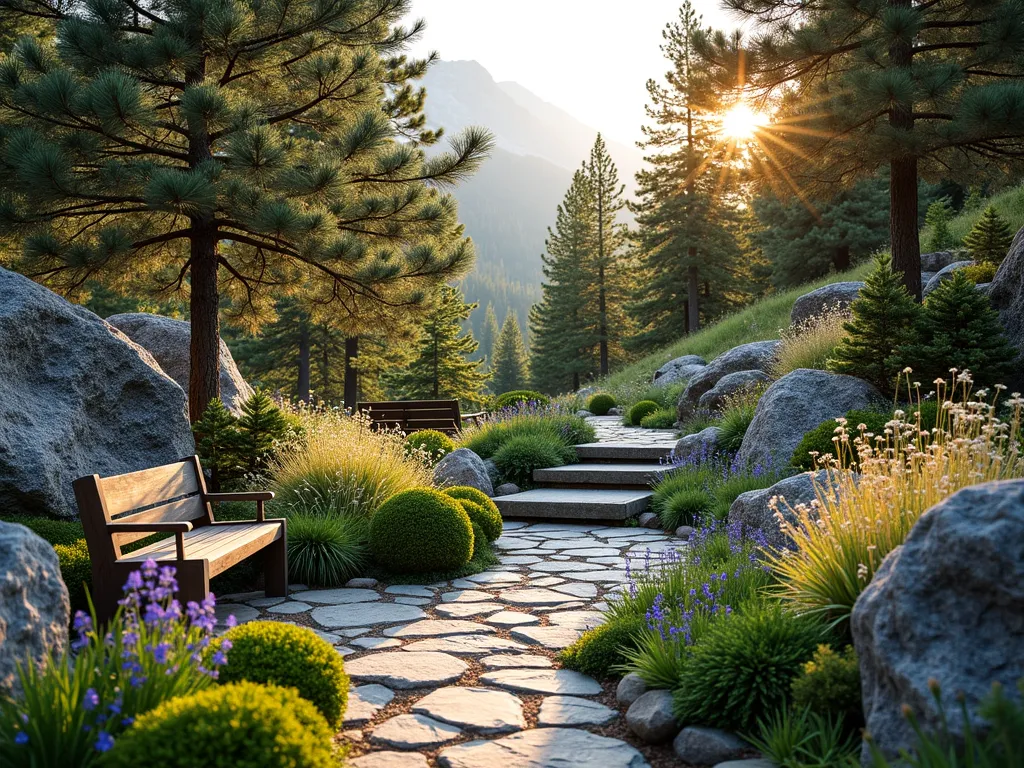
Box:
left=493, top=441, right=675, bottom=522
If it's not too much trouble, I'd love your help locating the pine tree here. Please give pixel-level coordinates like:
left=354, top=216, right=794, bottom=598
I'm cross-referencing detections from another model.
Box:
left=906, top=271, right=1017, bottom=388
left=963, top=207, right=1015, bottom=265
left=726, top=0, right=1024, bottom=300
left=530, top=168, right=600, bottom=394
left=0, top=1, right=491, bottom=420
left=828, top=254, right=922, bottom=395
left=236, top=390, right=291, bottom=477
left=923, top=200, right=955, bottom=253
left=478, top=304, right=500, bottom=367
left=490, top=312, right=530, bottom=394
left=192, top=398, right=241, bottom=492
left=387, top=285, right=488, bottom=405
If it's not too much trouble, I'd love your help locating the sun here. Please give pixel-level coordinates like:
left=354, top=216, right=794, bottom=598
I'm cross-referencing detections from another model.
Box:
left=721, top=102, right=768, bottom=141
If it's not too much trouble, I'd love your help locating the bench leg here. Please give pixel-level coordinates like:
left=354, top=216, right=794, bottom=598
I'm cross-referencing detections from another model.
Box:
left=265, top=520, right=288, bottom=598
left=174, top=560, right=210, bottom=608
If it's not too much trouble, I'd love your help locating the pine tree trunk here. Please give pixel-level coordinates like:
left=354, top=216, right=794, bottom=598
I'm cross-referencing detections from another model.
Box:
left=687, top=260, right=700, bottom=333
left=432, top=334, right=439, bottom=398
left=888, top=0, right=922, bottom=301
left=344, top=337, right=359, bottom=409
left=297, top=320, right=311, bottom=403
left=188, top=226, right=220, bottom=422
left=833, top=244, right=851, bottom=272
left=598, top=262, right=608, bottom=375
left=572, top=371, right=580, bottom=392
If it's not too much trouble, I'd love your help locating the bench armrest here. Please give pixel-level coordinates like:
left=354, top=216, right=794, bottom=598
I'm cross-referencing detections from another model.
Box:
left=106, top=521, right=193, bottom=560
left=203, top=491, right=274, bottom=522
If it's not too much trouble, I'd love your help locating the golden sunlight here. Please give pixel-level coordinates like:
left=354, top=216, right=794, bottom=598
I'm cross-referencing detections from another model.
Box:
left=721, top=102, right=768, bottom=141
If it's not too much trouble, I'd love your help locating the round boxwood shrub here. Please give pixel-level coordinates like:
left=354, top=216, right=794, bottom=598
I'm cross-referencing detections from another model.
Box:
left=53, top=539, right=91, bottom=613
left=639, top=408, right=677, bottom=429
left=442, top=486, right=503, bottom=542
left=492, top=434, right=564, bottom=488
left=469, top=521, right=486, bottom=559
left=673, top=605, right=825, bottom=733
left=369, top=488, right=474, bottom=573
left=559, top=615, right=645, bottom=679
left=492, top=390, right=550, bottom=410
left=586, top=393, right=616, bottom=416
left=404, top=429, right=455, bottom=464
left=104, top=681, right=333, bottom=768
left=217, top=621, right=349, bottom=729
left=791, top=408, right=890, bottom=470
left=628, top=399, right=661, bottom=426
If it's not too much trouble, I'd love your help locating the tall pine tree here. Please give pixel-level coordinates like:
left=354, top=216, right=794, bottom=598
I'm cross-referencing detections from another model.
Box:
left=490, top=312, right=530, bottom=394
left=478, top=303, right=500, bottom=367
left=0, top=0, right=491, bottom=420
left=387, top=285, right=487, bottom=406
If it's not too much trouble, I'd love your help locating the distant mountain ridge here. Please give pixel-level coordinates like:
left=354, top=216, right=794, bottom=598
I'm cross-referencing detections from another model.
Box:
left=420, top=60, right=643, bottom=343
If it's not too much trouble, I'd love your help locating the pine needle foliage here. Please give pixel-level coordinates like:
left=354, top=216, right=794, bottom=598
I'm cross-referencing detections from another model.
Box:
left=490, top=312, right=530, bottom=394
left=963, top=206, right=1015, bottom=265
left=924, top=199, right=956, bottom=253
left=0, top=0, right=492, bottom=419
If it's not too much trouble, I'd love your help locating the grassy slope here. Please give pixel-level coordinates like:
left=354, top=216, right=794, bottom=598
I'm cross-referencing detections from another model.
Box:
left=603, top=261, right=873, bottom=394
left=923, top=184, right=1024, bottom=245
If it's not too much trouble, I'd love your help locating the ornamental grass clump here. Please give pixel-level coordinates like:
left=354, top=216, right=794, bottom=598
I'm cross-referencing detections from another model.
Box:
left=0, top=560, right=229, bottom=767
left=770, top=371, right=1024, bottom=631
left=772, top=308, right=849, bottom=378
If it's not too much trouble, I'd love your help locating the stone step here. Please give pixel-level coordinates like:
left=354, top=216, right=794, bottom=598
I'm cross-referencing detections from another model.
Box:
left=574, top=442, right=674, bottom=463
left=532, top=463, right=670, bottom=488
left=493, top=488, right=652, bottom=521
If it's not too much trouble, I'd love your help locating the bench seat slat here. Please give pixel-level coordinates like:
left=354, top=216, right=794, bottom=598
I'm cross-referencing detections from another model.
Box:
left=122, top=523, right=282, bottom=571
left=100, top=461, right=199, bottom=516
left=110, top=496, right=206, bottom=548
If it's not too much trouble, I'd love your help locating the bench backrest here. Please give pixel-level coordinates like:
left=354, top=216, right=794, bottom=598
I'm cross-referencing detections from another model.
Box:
left=74, top=456, right=211, bottom=561
left=356, top=400, right=462, bottom=435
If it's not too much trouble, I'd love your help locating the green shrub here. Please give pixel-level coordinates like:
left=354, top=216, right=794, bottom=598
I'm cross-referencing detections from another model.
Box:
left=404, top=429, right=455, bottom=464
left=369, top=488, right=474, bottom=573
left=559, top=616, right=645, bottom=679
left=103, top=682, right=333, bottom=768
left=957, top=262, right=998, bottom=284
left=587, top=393, right=616, bottom=415
left=54, top=539, right=91, bottom=612
left=673, top=605, right=826, bottom=733
left=640, top=408, right=677, bottom=429
left=459, top=411, right=594, bottom=462
left=963, top=205, right=1014, bottom=264
left=791, top=409, right=890, bottom=470
left=492, top=434, right=565, bottom=488
left=442, top=486, right=503, bottom=542
left=791, top=645, right=863, bottom=729
left=287, top=514, right=369, bottom=587
left=718, top=402, right=756, bottom=453
left=0, top=515, right=85, bottom=546
left=748, top=707, right=859, bottom=768
left=678, top=409, right=721, bottom=437
left=655, top=486, right=713, bottom=530
left=628, top=400, right=661, bottom=426
left=469, top=521, right=486, bottom=559
left=493, top=390, right=550, bottom=410
left=218, top=621, right=349, bottom=729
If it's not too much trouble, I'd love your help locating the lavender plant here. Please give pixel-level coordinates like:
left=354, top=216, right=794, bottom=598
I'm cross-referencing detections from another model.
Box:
left=0, top=560, right=231, bottom=767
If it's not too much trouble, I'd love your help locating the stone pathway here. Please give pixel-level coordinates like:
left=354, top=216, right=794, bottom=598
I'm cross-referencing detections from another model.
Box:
left=588, top=415, right=678, bottom=446
left=218, top=520, right=687, bottom=768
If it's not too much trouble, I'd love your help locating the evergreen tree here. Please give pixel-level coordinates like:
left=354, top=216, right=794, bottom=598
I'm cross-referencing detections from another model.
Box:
left=963, top=207, right=1015, bottom=265
left=478, top=303, right=500, bottom=367
left=192, top=398, right=241, bottom=492
left=0, top=0, right=491, bottom=420
left=923, top=199, right=955, bottom=253
left=906, top=271, right=1017, bottom=388
left=725, top=0, right=1024, bottom=300
left=236, top=389, right=291, bottom=477
left=490, top=312, right=530, bottom=394
left=628, top=3, right=747, bottom=350
left=387, top=285, right=488, bottom=405
left=828, top=254, right=922, bottom=395
left=530, top=168, right=600, bottom=394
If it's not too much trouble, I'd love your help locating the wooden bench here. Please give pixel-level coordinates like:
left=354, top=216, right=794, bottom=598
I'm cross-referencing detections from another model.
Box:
left=73, top=456, right=287, bottom=622
left=357, top=399, right=464, bottom=435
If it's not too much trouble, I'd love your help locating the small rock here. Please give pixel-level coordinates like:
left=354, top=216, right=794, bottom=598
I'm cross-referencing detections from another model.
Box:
left=494, top=482, right=522, bottom=496
left=346, top=577, right=379, bottom=588
left=673, top=726, right=749, bottom=765
left=608, top=406, right=624, bottom=416
left=616, top=672, right=648, bottom=707
left=434, top=448, right=494, bottom=496
left=923, top=260, right=974, bottom=297
left=625, top=689, right=678, bottom=744
left=576, top=410, right=594, bottom=418
left=344, top=683, right=395, bottom=726
left=637, top=512, right=661, bottom=530
left=675, top=525, right=695, bottom=539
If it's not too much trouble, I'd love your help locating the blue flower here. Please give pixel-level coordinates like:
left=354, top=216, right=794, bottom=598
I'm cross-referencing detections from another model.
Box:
left=82, top=688, right=100, bottom=712
left=14, top=732, right=28, bottom=745
left=95, top=732, right=115, bottom=753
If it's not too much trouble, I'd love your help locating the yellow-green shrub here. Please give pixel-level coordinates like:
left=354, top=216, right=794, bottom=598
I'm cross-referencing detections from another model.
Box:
left=103, top=682, right=333, bottom=768
left=442, top=486, right=502, bottom=542
left=54, top=539, right=91, bottom=612
left=369, top=488, right=474, bottom=573
left=628, top=400, right=661, bottom=426
left=404, top=430, right=455, bottom=464
left=217, top=622, right=349, bottom=729
left=791, top=645, right=863, bottom=728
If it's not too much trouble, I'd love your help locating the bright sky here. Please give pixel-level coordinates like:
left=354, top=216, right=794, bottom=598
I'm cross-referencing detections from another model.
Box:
left=407, top=1, right=740, bottom=148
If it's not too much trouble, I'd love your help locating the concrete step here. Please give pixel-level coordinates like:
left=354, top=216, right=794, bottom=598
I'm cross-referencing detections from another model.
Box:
left=574, top=442, right=674, bottom=463
left=532, top=462, right=671, bottom=489
left=493, top=488, right=652, bottom=521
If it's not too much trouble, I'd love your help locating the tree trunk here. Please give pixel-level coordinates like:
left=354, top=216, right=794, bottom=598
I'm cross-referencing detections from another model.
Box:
left=188, top=226, right=220, bottom=422
left=572, top=371, right=580, bottom=392
left=297, top=320, right=311, bottom=403
left=687, top=260, right=700, bottom=333
left=597, top=266, right=609, bottom=376
left=833, top=244, right=851, bottom=272
left=432, top=333, right=440, bottom=398
left=344, top=336, right=359, bottom=409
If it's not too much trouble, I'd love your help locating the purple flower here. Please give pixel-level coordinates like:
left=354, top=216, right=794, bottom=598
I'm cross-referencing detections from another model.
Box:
left=124, top=571, right=143, bottom=591
left=95, top=732, right=115, bottom=753
left=82, top=688, right=100, bottom=712
left=14, top=732, right=28, bottom=745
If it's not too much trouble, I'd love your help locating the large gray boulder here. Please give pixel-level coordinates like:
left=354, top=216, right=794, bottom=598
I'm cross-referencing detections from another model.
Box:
left=0, top=269, right=195, bottom=519
left=697, top=370, right=770, bottom=413
left=0, top=522, right=70, bottom=696
left=790, top=282, right=863, bottom=326
left=434, top=448, right=494, bottom=497
left=673, top=426, right=722, bottom=465
left=737, top=369, right=882, bottom=470
left=920, top=250, right=966, bottom=272
left=653, top=355, right=707, bottom=387
left=922, top=261, right=973, bottom=298
left=107, top=313, right=253, bottom=415
left=852, top=480, right=1024, bottom=763
left=989, top=226, right=1024, bottom=389
left=677, top=341, right=780, bottom=421
left=728, top=470, right=832, bottom=549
